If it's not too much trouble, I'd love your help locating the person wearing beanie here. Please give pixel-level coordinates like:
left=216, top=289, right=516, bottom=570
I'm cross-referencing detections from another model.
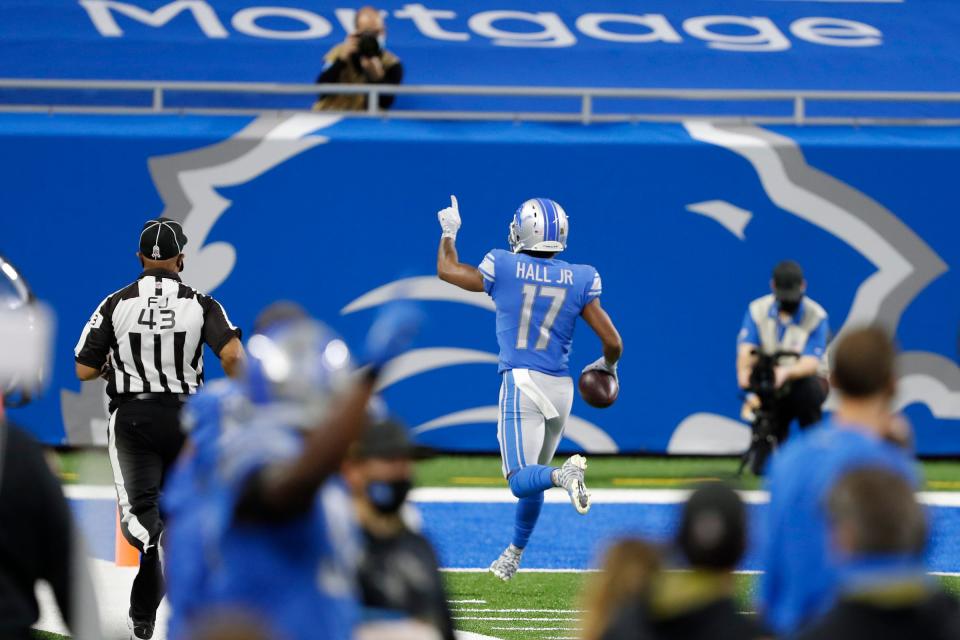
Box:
left=600, top=483, right=765, bottom=640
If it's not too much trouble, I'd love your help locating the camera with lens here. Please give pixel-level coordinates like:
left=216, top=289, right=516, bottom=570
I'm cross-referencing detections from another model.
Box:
left=356, top=32, right=382, bottom=58
left=738, top=349, right=796, bottom=476
left=749, top=351, right=779, bottom=407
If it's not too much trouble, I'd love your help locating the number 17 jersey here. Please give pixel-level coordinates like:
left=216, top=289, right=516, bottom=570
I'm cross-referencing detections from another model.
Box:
left=478, top=249, right=602, bottom=377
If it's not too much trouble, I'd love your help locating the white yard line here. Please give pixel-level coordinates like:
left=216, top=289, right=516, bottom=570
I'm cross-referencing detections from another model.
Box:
left=449, top=599, right=487, bottom=604
left=451, top=609, right=586, bottom=614
left=66, top=484, right=960, bottom=507
left=442, top=568, right=599, bottom=573
left=455, top=617, right=579, bottom=622
left=442, top=567, right=960, bottom=577
left=412, top=487, right=960, bottom=507
left=491, top=627, right=581, bottom=632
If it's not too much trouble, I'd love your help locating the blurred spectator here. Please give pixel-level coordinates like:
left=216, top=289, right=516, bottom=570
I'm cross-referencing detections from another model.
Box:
left=760, top=326, right=919, bottom=635
left=797, top=467, right=960, bottom=640
left=164, top=303, right=421, bottom=640
left=580, top=539, right=660, bottom=640
left=343, top=418, right=454, bottom=640
left=314, top=7, right=403, bottom=111
left=0, top=256, right=100, bottom=640
left=189, top=610, right=273, bottom=640
left=601, top=483, right=764, bottom=640
left=0, top=423, right=100, bottom=640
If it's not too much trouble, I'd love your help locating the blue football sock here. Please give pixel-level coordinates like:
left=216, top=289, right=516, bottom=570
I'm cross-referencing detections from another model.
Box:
left=508, top=465, right=556, bottom=498
left=512, top=492, right=545, bottom=550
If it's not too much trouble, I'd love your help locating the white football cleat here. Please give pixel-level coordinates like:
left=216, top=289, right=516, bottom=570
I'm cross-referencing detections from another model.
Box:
left=557, top=454, right=591, bottom=514
left=489, top=544, right=523, bottom=581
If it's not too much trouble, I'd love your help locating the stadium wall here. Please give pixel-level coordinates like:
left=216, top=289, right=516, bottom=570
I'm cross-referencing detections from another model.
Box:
left=6, top=1, right=960, bottom=92
left=3, top=113, right=960, bottom=455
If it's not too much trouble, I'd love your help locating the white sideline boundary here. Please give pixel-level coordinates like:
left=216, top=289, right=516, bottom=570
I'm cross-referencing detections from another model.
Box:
left=64, top=484, right=115, bottom=500
left=441, top=567, right=960, bottom=577
left=63, top=484, right=960, bottom=507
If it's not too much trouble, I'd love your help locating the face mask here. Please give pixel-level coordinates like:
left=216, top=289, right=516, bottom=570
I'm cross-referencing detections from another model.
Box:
left=366, top=478, right=411, bottom=514
left=777, top=298, right=801, bottom=314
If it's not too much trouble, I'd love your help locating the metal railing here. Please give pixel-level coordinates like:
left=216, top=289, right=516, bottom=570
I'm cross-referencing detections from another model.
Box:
left=2, top=78, right=960, bottom=125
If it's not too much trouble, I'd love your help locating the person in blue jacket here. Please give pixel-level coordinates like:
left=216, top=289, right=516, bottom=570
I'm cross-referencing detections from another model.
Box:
left=760, top=325, right=919, bottom=635
left=163, top=301, right=420, bottom=640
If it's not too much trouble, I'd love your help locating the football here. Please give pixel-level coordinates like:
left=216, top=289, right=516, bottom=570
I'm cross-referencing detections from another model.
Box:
left=578, top=369, right=619, bottom=408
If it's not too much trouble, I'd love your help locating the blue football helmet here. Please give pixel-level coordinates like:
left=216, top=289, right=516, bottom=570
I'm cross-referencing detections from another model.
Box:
left=508, top=198, right=569, bottom=253
left=243, top=318, right=354, bottom=429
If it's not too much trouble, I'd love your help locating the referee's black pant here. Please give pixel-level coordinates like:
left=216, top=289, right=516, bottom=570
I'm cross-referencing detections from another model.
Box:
left=107, top=398, right=186, bottom=623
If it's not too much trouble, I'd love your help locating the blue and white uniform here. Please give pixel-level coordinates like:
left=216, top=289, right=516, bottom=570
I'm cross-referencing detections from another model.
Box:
left=479, top=248, right=601, bottom=477
left=164, top=386, right=361, bottom=640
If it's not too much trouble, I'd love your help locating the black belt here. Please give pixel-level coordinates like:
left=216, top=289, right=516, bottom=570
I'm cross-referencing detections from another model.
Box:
left=116, top=392, right=189, bottom=405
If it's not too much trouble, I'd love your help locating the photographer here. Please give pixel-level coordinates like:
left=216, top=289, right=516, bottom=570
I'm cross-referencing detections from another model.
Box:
left=737, top=261, right=829, bottom=452
left=314, top=7, right=403, bottom=111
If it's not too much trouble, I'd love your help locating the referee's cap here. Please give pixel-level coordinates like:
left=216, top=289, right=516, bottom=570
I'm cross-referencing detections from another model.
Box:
left=139, top=217, right=188, bottom=261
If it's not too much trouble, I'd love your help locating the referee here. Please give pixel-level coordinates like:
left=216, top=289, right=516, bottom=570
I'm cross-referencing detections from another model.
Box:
left=74, top=217, right=243, bottom=639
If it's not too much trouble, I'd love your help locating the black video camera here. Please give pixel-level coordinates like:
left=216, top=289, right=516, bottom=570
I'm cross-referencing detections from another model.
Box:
left=748, top=351, right=779, bottom=405
left=738, top=349, right=798, bottom=476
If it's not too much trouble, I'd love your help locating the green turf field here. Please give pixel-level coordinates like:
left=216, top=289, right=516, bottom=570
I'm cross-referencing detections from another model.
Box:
left=417, top=454, right=960, bottom=490
left=56, top=450, right=960, bottom=491
left=442, top=571, right=960, bottom=640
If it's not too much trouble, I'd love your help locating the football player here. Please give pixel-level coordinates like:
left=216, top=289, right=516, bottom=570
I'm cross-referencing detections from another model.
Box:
left=436, top=196, right=623, bottom=581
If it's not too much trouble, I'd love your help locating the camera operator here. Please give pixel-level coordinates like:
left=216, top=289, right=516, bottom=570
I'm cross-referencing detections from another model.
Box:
left=314, top=6, right=403, bottom=112
left=737, top=260, right=830, bottom=448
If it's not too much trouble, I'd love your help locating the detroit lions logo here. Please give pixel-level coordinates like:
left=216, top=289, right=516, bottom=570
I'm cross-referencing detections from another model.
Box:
left=60, top=115, right=960, bottom=453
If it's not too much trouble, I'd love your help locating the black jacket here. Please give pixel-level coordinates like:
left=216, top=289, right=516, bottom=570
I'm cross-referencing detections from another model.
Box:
left=603, top=597, right=765, bottom=640
left=795, top=589, right=960, bottom=640
left=0, top=424, right=75, bottom=639
left=358, top=527, right=455, bottom=640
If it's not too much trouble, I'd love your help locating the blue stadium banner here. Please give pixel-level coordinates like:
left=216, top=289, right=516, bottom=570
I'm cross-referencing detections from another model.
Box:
left=2, top=1, right=959, bottom=91
left=3, top=113, right=960, bottom=455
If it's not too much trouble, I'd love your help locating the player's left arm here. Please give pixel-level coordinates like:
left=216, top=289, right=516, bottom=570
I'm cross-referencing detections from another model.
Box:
left=75, top=295, right=115, bottom=381
left=581, top=298, right=623, bottom=376
left=436, top=195, right=484, bottom=293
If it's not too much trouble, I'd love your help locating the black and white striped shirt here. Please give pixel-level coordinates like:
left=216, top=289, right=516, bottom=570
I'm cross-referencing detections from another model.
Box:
left=75, top=269, right=240, bottom=401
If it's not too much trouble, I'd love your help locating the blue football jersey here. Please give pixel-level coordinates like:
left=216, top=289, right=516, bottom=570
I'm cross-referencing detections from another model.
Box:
left=478, top=249, right=601, bottom=376
left=164, top=389, right=361, bottom=640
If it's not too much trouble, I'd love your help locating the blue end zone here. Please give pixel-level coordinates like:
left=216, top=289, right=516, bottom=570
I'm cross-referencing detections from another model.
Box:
left=69, top=497, right=960, bottom=573
left=417, top=502, right=960, bottom=573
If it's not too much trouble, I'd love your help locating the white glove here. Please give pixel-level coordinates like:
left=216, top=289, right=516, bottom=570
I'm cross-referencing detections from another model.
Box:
left=437, top=195, right=461, bottom=240
left=582, top=356, right=618, bottom=382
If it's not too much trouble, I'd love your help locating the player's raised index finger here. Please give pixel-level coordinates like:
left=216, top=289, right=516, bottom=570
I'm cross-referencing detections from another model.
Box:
left=450, top=195, right=458, bottom=210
